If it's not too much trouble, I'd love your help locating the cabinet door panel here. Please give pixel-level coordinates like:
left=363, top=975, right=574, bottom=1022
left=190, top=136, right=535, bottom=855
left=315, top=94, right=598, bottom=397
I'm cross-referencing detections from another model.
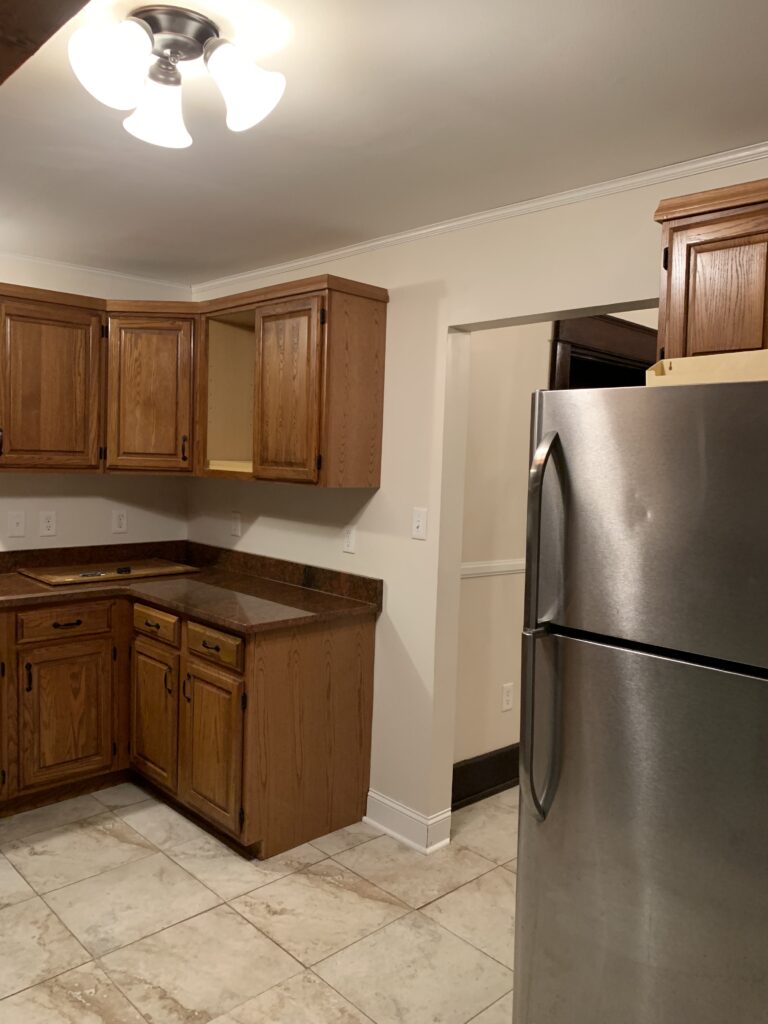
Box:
left=179, top=660, right=243, bottom=835
left=131, top=639, right=178, bottom=792
left=253, top=297, right=322, bottom=482
left=0, top=301, right=101, bottom=468
left=107, top=317, right=193, bottom=471
left=0, top=615, right=10, bottom=802
left=666, top=213, right=768, bottom=358
left=20, top=639, right=113, bottom=790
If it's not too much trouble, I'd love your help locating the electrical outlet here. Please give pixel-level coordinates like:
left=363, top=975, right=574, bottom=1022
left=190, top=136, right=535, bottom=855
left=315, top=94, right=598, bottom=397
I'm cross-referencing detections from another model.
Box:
left=342, top=525, right=357, bottom=554
left=502, top=682, right=515, bottom=713
left=411, top=506, right=428, bottom=540
left=39, top=510, right=56, bottom=537
left=7, top=511, right=25, bottom=538
left=231, top=511, right=242, bottom=537
left=111, top=509, right=128, bottom=534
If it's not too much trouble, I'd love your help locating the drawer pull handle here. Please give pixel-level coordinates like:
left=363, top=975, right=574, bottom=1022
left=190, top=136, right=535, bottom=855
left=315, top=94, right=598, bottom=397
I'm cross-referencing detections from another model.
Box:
left=53, top=619, right=83, bottom=630
left=25, top=662, right=32, bottom=692
left=181, top=435, right=189, bottom=462
left=144, top=619, right=161, bottom=630
left=201, top=640, right=221, bottom=653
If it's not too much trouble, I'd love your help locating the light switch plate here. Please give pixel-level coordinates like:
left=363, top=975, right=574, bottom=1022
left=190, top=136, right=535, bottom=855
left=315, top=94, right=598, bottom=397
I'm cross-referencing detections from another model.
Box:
left=7, top=511, right=25, bottom=538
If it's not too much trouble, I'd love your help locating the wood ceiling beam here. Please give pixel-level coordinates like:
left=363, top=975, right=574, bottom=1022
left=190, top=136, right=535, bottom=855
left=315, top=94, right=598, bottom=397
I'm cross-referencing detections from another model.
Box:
left=0, top=1, right=88, bottom=84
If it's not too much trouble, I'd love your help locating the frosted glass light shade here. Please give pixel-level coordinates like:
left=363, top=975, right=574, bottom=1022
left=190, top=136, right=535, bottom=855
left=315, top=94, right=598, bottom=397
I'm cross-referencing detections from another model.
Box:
left=205, top=41, right=285, bottom=132
left=123, top=79, right=192, bottom=149
left=68, top=19, right=152, bottom=110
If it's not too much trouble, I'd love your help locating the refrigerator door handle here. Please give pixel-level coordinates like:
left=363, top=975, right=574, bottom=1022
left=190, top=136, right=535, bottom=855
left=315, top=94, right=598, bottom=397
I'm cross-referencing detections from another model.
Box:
left=521, top=429, right=560, bottom=822
left=524, top=430, right=559, bottom=632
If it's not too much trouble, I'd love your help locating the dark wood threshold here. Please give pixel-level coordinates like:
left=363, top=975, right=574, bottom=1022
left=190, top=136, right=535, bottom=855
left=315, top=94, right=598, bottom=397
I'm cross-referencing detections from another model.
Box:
left=452, top=743, right=519, bottom=811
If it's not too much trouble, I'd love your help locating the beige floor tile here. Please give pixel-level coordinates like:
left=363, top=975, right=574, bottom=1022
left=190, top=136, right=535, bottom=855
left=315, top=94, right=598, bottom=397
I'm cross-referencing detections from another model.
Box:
left=316, top=912, right=513, bottom=1024
left=92, top=783, right=151, bottom=810
left=451, top=800, right=518, bottom=866
left=212, top=972, right=371, bottom=1023
left=0, top=854, right=34, bottom=910
left=470, top=991, right=514, bottom=1023
left=422, top=867, right=516, bottom=968
left=335, top=835, right=495, bottom=908
left=3, top=812, right=156, bottom=894
left=45, top=851, right=220, bottom=955
left=0, top=963, right=145, bottom=1024
left=493, top=788, right=519, bottom=811
left=168, top=833, right=275, bottom=900
left=502, top=858, right=517, bottom=874
left=232, top=860, right=408, bottom=966
left=0, top=897, right=89, bottom=999
left=253, top=842, right=327, bottom=883
left=115, top=799, right=207, bottom=851
left=310, top=821, right=382, bottom=857
left=0, top=796, right=104, bottom=846
left=101, top=905, right=301, bottom=1024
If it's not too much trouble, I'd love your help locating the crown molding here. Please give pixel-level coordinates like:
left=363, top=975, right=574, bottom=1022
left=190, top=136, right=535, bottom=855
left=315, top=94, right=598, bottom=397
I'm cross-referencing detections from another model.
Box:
left=191, top=139, right=768, bottom=298
left=0, top=249, right=191, bottom=297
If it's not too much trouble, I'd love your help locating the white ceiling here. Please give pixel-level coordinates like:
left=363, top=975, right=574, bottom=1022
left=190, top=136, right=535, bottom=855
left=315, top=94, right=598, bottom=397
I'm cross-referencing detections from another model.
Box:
left=2, top=0, right=768, bottom=284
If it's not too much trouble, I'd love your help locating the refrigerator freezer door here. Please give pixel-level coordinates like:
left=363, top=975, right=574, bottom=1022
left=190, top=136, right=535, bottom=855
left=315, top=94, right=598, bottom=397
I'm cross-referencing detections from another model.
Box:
left=515, top=633, right=768, bottom=1024
left=535, top=380, right=768, bottom=668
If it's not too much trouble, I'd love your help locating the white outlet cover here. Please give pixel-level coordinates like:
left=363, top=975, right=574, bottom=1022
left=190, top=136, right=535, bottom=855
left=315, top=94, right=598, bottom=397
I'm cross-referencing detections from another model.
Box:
left=231, top=511, right=242, bottom=537
left=7, top=511, right=25, bottom=538
left=502, top=682, right=515, bottom=712
left=111, top=509, right=127, bottom=534
left=39, top=510, right=56, bottom=537
left=343, top=525, right=357, bottom=554
left=411, top=507, right=428, bottom=541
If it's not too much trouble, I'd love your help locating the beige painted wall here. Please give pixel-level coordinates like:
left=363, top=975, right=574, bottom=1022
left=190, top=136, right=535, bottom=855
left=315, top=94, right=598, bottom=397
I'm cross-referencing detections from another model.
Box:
left=454, top=323, right=551, bottom=762
left=1, top=154, right=766, bottom=833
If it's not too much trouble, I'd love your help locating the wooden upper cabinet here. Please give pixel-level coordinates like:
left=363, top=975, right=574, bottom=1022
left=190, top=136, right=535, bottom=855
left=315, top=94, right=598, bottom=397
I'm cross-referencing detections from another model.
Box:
left=656, top=179, right=768, bottom=359
left=19, top=638, right=113, bottom=790
left=203, top=279, right=388, bottom=487
left=107, top=316, right=193, bottom=471
left=253, top=297, right=323, bottom=482
left=0, top=300, right=101, bottom=469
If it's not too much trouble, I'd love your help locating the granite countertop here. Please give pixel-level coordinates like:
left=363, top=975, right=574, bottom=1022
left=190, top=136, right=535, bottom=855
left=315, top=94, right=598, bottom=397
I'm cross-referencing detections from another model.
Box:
left=0, top=566, right=379, bottom=635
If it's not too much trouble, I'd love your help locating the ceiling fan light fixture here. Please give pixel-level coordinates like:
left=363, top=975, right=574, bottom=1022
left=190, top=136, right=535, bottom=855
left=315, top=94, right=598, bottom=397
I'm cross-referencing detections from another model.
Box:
left=204, top=38, right=286, bottom=132
left=123, top=60, right=192, bottom=148
left=68, top=17, right=153, bottom=111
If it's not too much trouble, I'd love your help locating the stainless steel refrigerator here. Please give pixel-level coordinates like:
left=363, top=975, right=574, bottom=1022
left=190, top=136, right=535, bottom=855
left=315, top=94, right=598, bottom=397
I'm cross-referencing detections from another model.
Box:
left=515, top=381, right=768, bottom=1024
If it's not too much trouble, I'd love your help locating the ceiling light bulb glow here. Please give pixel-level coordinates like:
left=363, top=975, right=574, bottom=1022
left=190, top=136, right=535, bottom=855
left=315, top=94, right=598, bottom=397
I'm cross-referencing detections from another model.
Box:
left=123, top=77, right=193, bottom=148
left=204, top=39, right=285, bottom=132
left=68, top=18, right=153, bottom=110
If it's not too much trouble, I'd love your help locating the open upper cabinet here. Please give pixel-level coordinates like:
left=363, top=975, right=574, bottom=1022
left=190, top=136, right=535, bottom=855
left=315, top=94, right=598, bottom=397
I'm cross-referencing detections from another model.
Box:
left=0, top=275, right=388, bottom=488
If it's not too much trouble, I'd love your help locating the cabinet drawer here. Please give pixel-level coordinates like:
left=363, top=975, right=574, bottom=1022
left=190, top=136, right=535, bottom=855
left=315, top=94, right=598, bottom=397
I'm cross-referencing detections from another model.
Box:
left=186, top=621, right=243, bottom=672
left=17, top=602, right=112, bottom=644
left=134, top=604, right=180, bottom=647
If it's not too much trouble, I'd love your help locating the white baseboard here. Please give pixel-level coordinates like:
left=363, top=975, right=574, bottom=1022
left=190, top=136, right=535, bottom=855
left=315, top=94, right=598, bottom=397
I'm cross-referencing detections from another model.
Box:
left=460, top=558, right=525, bottom=579
left=364, top=789, right=452, bottom=854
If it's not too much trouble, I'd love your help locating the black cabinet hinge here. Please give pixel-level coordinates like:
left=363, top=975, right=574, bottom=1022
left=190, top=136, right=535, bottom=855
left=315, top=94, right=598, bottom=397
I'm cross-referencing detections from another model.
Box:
left=316, top=453, right=322, bottom=471
left=239, top=807, right=245, bottom=829
left=101, top=324, right=108, bottom=339
left=0, top=661, right=4, bottom=678
left=112, top=742, right=117, bottom=756
left=319, top=308, right=327, bottom=326
left=241, top=693, right=248, bottom=712
left=659, top=346, right=666, bottom=361
left=99, top=446, right=107, bottom=461
left=0, top=769, right=5, bottom=787
left=662, top=246, right=669, bottom=271
left=112, top=646, right=117, bottom=661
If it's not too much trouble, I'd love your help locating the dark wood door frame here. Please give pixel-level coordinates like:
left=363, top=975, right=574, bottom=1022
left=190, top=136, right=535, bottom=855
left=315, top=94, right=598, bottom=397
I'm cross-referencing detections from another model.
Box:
left=1, top=1, right=88, bottom=84
left=549, top=314, right=657, bottom=390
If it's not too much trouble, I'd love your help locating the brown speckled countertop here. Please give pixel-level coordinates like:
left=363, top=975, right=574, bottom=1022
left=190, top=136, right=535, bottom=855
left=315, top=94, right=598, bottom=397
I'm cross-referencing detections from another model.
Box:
left=0, top=554, right=380, bottom=635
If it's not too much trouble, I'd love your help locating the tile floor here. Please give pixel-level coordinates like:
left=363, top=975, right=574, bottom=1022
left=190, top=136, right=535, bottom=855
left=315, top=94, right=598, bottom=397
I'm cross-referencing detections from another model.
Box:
left=0, top=782, right=519, bottom=1024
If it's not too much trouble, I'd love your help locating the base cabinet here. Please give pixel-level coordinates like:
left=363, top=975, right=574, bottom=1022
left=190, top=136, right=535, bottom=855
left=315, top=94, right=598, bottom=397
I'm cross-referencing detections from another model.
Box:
left=0, top=615, right=10, bottom=802
left=179, top=659, right=243, bottom=836
left=131, top=638, right=178, bottom=793
left=19, top=638, right=113, bottom=790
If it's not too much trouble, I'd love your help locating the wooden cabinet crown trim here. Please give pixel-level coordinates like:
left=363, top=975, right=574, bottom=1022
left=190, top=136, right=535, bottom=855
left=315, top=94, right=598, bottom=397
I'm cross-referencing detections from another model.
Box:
left=654, top=177, right=768, bottom=224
